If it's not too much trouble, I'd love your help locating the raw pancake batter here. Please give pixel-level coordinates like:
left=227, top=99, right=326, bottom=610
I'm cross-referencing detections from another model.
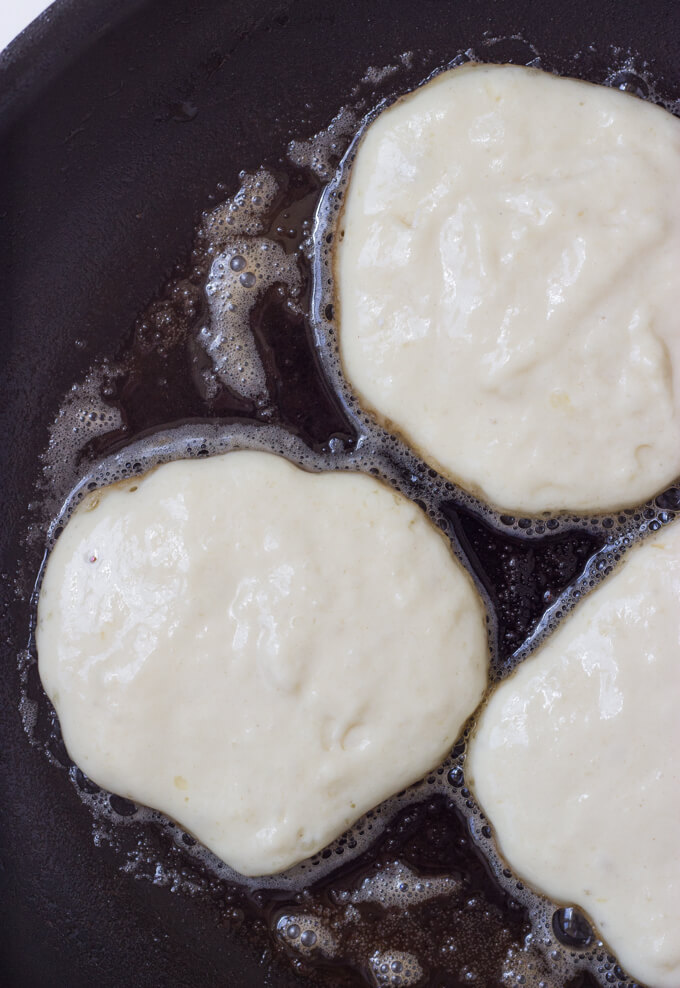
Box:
left=37, top=451, right=488, bottom=876
left=337, top=63, right=680, bottom=513
left=468, top=521, right=680, bottom=988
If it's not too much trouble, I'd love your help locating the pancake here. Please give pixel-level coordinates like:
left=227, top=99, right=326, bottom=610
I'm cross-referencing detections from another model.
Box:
left=468, top=520, right=680, bottom=988
left=337, top=63, right=680, bottom=513
left=36, top=450, right=488, bottom=876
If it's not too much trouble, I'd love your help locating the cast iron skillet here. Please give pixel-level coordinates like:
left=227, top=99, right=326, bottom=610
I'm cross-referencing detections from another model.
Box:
left=1, top=1, right=679, bottom=986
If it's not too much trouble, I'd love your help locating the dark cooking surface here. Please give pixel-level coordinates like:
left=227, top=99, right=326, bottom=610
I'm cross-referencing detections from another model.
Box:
left=1, top=0, right=680, bottom=985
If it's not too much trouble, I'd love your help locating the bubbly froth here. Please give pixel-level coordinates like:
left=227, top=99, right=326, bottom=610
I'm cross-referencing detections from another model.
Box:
left=17, top=40, right=680, bottom=988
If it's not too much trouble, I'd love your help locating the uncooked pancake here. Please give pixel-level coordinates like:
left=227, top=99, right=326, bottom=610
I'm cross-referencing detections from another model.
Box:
left=467, top=521, right=680, bottom=988
left=336, top=63, right=680, bottom=514
left=36, top=451, right=488, bottom=877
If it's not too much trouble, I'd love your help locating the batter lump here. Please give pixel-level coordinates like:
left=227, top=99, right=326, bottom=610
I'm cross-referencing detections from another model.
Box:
left=37, top=451, right=488, bottom=876
left=337, top=63, right=680, bottom=513
left=468, top=520, right=680, bottom=988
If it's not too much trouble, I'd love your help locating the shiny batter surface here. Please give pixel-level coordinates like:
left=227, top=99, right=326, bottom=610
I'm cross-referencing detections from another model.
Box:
left=337, top=63, right=680, bottom=513
left=468, top=521, right=680, bottom=988
left=37, top=451, right=488, bottom=876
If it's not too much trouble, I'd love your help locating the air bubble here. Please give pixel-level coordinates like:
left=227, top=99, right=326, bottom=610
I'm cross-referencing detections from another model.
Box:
left=448, top=766, right=464, bottom=788
left=656, top=487, right=680, bottom=511
left=608, top=70, right=650, bottom=99
left=552, top=907, right=593, bottom=948
left=109, top=794, right=137, bottom=817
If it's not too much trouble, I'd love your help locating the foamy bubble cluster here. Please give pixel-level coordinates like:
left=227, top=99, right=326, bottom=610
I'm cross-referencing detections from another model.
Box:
left=369, top=949, right=423, bottom=987
left=349, top=861, right=460, bottom=908
left=288, top=106, right=361, bottom=181
left=201, top=238, right=301, bottom=402
left=277, top=912, right=337, bottom=957
left=17, top=648, right=38, bottom=739
left=202, top=168, right=280, bottom=242
left=194, top=167, right=305, bottom=404
left=39, top=371, right=123, bottom=519
left=500, top=938, right=554, bottom=987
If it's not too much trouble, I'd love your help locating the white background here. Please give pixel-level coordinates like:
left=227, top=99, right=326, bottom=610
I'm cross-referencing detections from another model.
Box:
left=1, top=1, right=56, bottom=53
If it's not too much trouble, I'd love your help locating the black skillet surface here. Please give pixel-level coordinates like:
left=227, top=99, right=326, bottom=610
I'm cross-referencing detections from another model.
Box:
left=2, top=1, right=680, bottom=986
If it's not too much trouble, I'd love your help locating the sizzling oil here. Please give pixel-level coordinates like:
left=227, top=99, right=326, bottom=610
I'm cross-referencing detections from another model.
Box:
left=19, top=40, right=680, bottom=988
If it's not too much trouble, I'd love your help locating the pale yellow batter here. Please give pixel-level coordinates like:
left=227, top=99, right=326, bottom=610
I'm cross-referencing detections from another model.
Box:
left=337, top=63, right=680, bottom=513
left=37, top=451, right=488, bottom=876
left=469, top=521, right=680, bottom=988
